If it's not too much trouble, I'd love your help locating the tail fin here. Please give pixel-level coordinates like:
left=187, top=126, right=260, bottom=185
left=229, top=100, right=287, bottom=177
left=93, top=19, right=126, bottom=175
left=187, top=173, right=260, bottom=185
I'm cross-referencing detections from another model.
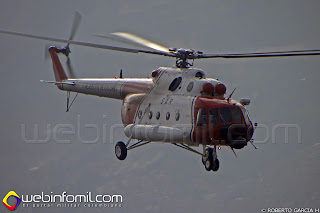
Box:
left=48, top=47, right=68, bottom=82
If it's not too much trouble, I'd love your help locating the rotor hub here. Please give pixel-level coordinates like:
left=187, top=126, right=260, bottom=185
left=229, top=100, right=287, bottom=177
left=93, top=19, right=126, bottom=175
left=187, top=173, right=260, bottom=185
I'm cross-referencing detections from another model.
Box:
left=171, top=48, right=198, bottom=68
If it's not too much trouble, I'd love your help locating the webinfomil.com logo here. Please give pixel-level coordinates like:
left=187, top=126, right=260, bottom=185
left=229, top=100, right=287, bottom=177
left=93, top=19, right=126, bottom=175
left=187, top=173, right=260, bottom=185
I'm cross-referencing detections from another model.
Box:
left=3, top=191, right=122, bottom=210
left=3, top=191, right=21, bottom=211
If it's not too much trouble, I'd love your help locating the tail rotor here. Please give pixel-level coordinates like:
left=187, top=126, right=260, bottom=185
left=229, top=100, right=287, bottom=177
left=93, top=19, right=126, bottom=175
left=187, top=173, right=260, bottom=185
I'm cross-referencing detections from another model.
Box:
left=45, top=11, right=82, bottom=78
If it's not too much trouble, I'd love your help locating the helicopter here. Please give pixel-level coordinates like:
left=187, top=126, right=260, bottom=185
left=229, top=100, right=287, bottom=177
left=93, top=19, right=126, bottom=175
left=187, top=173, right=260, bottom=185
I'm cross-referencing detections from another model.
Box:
left=1, top=12, right=320, bottom=172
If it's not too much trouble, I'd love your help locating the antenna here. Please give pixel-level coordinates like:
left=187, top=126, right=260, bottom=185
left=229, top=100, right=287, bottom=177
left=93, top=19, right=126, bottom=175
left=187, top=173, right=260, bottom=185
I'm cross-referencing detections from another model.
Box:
left=120, top=69, right=123, bottom=79
left=230, top=147, right=238, bottom=158
left=227, top=88, right=236, bottom=101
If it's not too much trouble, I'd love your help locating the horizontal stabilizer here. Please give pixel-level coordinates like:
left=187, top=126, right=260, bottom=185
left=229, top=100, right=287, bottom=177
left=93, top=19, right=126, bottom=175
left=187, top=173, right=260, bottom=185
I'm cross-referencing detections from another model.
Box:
left=40, top=80, right=75, bottom=85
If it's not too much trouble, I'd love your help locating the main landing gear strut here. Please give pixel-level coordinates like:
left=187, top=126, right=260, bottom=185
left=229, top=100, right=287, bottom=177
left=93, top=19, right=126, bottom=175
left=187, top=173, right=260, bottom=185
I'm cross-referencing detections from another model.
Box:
left=114, top=140, right=220, bottom=172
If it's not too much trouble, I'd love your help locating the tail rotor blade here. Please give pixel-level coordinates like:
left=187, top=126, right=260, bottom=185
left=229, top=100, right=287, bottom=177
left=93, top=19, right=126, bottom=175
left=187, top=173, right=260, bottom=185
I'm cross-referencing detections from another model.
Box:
left=66, top=57, right=76, bottom=78
left=64, top=11, right=81, bottom=78
left=69, top=11, right=82, bottom=41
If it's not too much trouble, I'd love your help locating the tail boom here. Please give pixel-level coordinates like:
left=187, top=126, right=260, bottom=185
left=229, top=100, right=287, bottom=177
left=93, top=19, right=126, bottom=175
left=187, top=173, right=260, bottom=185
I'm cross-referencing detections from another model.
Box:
left=47, top=46, right=154, bottom=99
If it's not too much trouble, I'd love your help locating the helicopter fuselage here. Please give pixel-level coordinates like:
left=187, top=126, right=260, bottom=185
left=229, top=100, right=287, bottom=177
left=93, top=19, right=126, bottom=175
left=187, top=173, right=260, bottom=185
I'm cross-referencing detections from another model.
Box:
left=50, top=43, right=253, bottom=149
left=43, top=46, right=254, bottom=173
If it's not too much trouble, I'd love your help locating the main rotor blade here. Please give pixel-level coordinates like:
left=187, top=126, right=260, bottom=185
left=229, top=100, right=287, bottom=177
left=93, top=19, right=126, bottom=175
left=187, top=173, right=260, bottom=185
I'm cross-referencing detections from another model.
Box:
left=199, top=50, right=320, bottom=59
left=69, top=11, right=82, bottom=41
left=109, top=32, right=170, bottom=53
left=94, top=34, right=151, bottom=50
left=0, top=29, right=175, bottom=57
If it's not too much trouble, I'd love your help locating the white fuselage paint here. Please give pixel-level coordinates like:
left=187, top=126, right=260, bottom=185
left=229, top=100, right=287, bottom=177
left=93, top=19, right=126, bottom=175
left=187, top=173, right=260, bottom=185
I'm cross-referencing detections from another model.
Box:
left=124, top=67, right=224, bottom=146
left=60, top=78, right=153, bottom=99
left=57, top=67, right=227, bottom=146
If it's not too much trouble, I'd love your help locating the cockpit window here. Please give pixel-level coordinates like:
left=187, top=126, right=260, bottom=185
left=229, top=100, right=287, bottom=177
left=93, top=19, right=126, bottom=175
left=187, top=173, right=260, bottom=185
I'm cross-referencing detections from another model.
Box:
left=220, top=107, right=232, bottom=123
left=209, top=109, right=219, bottom=126
left=205, top=107, right=248, bottom=125
left=196, top=108, right=207, bottom=126
left=241, top=107, right=251, bottom=125
left=168, top=77, right=182, bottom=91
left=231, top=107, right=244, bottom=123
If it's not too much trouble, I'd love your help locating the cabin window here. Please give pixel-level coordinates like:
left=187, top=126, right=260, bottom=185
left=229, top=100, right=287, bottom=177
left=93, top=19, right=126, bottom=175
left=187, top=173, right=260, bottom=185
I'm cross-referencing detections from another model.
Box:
left=149, top=111, right=153, bottom=119
left=169, top=77, right=182, bottom=91
left=175, top=112, right=180, bottom=121
left=231, top=107, right=244, bottom=123
left=166, top=112, right=170, bottom=120
left=156, top=112, right=161, bottom=120
left=209, top=108, right=219, bottom=126
left=220, top=107, right=232, bottom=123
left=187, top=82, right=194, bottom=92
left=196, top=108, right=207, bottom=126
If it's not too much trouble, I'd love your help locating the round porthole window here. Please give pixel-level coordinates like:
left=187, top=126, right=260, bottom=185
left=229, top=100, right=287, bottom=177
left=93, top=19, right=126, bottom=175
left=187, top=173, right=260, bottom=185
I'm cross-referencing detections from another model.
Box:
left=156, top=112, right=160, bottom=120
left=187, top=82, right=194, bottom=92
left=149, top=111, right=153, bottom=119
left=166, top=112, right=170, bottom=120
left=175, top=112, right=180, bottom=121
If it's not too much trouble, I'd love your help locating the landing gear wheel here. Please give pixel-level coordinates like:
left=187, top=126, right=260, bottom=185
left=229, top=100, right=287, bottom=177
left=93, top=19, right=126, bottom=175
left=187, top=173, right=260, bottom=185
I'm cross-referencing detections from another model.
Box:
left=202, top=148, right=213, bottom=165
left=115, top=141, right=127, bottom=160
left=212, top=159, right=220, bottom=172
left=204, top=158, right=213, bottom=171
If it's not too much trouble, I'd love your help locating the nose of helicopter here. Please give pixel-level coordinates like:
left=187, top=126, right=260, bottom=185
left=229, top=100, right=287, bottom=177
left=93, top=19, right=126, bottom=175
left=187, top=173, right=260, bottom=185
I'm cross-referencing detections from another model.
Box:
left=220, top=123, right=254, bottom=149
left=219, top=104, right=254, bottom=148
left=193, top=97, right=254, bottom=148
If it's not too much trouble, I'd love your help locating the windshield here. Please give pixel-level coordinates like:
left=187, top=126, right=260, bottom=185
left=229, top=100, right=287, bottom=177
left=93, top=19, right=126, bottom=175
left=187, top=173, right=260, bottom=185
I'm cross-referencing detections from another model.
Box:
left=220, top=107, right=232, bottom=123
left=209, top=109, right=219, bottom=126
left=196, top=108, right=207, bottom=126
left=231, top=107, right=244, bottom=123
left=211, top=107, right=246, bottom=125
left=240, top=107, right=252, bottom=125
left=197, top=106, right=249, bottom=126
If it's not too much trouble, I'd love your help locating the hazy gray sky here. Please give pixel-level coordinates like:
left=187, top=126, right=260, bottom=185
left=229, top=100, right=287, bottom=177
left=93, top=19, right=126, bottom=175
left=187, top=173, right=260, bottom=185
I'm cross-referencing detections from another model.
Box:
left=0, top=1, right=319, bottom=212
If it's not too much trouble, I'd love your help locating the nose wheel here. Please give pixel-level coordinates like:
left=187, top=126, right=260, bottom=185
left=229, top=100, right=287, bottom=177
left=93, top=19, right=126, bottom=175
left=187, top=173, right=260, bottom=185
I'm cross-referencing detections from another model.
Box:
left=202, top=146, right=220, bottom=172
